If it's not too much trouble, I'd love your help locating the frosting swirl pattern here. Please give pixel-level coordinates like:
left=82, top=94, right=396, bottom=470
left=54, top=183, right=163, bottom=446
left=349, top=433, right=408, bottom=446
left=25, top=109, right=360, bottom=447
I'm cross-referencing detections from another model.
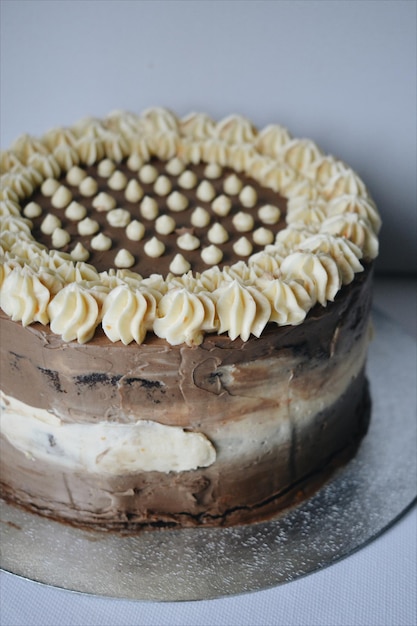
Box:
left=0, top=108, right=380, bottom=345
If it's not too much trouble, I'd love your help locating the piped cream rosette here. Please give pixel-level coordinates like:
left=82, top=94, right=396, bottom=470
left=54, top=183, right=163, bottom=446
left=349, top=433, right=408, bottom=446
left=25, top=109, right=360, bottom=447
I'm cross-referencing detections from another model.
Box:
left=0, top=108, right=380, bottom=346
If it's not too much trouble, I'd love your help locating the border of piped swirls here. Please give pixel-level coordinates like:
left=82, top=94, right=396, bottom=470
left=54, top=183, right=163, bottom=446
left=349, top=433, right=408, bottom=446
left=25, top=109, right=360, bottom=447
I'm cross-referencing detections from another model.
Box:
left=0, top=108, right=381, bottom=346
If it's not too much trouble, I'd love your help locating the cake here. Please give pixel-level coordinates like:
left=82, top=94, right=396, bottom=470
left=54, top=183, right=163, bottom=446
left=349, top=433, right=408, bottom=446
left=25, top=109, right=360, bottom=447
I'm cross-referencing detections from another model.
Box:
left=0, top=108, right=380, bottom=529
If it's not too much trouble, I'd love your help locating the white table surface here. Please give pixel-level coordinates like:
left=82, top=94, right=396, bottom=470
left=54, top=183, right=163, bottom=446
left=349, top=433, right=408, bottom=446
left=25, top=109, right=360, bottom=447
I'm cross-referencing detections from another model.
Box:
left=1, top=277, right=416, bottom=626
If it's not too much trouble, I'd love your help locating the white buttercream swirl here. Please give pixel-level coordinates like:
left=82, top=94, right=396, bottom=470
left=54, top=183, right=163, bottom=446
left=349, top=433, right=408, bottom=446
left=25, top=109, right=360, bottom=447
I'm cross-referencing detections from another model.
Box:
left=1, top=215, right=33, bottom=237
left=261, top=279, right=312, bottom=325
left=150, top=131, right=179, bottom=160
left=201, top=139, right=229, bottom=166
left=76, top=136, right=105, bottom=166
left=286, top=198, right=328, bottom=227
left=28, top=153, right=61, bottom=179
left=298, top=234, right=363, bottom=284
left=141, top=107, right=179, bottom=134
left=254, top=124, right=292, bottom=157
left=180, top=112, right=215, bottom=139
left=0, top=266, right=50, bottom=325
left=1, top=150, right=22, bottom=173
left=215, top=115, right=257, bottom=144
left=326, top=194, right=382, bottom=233
left=101, top=130, right=130, bottom=163
left=154, top=288, right=217, bottom=346
left=282, top=139, right=324, bottom=174
left=320, top=214, right=379, bottom=260
left=279, top=252, right=341, bottom=306
left=53, top=145, right=80, bottom=170
left=260, top=164, right=297, bottom=193
left=215, top=280, right=271, bottom=341
left=11, top=134, right=49, bottom=162
left=322, top=170, right=367, bottom=199
left=102, top=284, right=155, bottom=344
left=227, top=144, right=257, bottom=172
left=47, top=283, right=100, bottom=343
left=0, top=199, right=21, bottom=218
left=248, top=250, right=282, bottom=276
left=42, top=127, right=77, bottom=150
left=305, top=156, right=349, bottom=185
left=1, top=172, right=34, bottom=199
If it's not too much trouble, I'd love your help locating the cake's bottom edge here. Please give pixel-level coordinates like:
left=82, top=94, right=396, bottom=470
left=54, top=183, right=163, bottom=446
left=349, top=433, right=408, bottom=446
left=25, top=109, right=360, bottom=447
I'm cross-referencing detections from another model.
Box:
left=0, top=382, right=371, bottom=533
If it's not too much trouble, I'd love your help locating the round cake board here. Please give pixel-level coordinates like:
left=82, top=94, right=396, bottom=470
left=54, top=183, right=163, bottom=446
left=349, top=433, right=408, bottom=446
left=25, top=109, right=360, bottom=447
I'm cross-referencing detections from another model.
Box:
left=1, top=309, right=416, bottom=602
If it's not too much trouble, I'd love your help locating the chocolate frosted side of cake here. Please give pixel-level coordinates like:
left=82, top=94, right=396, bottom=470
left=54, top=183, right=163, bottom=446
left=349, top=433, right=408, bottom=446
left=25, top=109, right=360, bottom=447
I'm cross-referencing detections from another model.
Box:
left=0, top=109, right=380, bottom=529
left=0, top=267, right=372, bottom=529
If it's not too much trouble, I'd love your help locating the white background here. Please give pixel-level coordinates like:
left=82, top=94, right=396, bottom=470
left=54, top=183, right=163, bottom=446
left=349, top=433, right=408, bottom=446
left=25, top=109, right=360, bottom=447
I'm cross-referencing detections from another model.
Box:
left=1, top=0, right=416, bottom=275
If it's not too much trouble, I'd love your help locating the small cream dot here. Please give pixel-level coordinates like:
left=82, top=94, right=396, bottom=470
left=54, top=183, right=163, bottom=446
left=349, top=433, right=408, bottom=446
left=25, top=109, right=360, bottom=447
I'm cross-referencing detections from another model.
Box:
left=165, top=158, right=185, bottom=176
left=126, top=153, right=143, bottom=172
left=223, top=174, right=242, bottom=195
left=155, top=214, right=176, bottom=235
left=139, top=164, right=158, bottom=184
left=66, top=166, right=87, bottom=186
left=41, top=213, right=61, bottom=235
left=125, top=179, right=144, bottom=203
left=91, top=233, right=112, bottom=251
left=51, top=185, right=72, bottom=209
left=144, top=236, right=165, bottom=258
left=177, top=233, right=200, bottom=251
left=140, top=196, right=159, bottom=220
left=196, top=180, right=216, bottom=202
left=41, top=178, right=60, bottom=197
left=167, top=191, right=188, bottom=212
left=154, top=175, right=172, bottom=196
left=239, top=185, right=257, bottom=208
left=169, top=253, right=191, bottom=274
left=253, top=227, right=274, bottom=245
left=204, top=163, right=222, bottom=179
left=23, top=202, right=42, bottom=218
left=78, top=217, right=99, bottom=236
left=97, top=159, right=116, bottom=177
left=208, top=223, right=229, bottom=244
left=92, top=192, right=116, bottom=212
left=71, top=242, right=90, bottom=261
left=232, top=211, right=255, bottom=232
left=178, top=170, right=197, bottom=189
left=114, top=248, right=135, bottom=268
left=126, top=220, right=145, bottom=241
left=258, top=204, right=281, bottom=225
left=52, top=227, right=71, bottom=249
left=233, top=236, right=253, bottom=257
left=79, top=176, right=98, bottom=197
left=108, top=170, right=128, bottom=191
left=107, top=208, right=131, bottom=228
left=212, top=195, right=232, bottom=216
left=201, top=245, right=223, bottom=265
left=65, top=201, right=87, bottom=221
left=191, top=206, right=211, bottom=228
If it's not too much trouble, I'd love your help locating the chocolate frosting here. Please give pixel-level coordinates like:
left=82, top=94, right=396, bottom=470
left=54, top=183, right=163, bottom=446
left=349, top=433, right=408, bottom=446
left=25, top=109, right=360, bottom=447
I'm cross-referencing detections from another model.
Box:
left=27, top=160, right=288, bottom=277
left=0, top=267, right=372, bottom=424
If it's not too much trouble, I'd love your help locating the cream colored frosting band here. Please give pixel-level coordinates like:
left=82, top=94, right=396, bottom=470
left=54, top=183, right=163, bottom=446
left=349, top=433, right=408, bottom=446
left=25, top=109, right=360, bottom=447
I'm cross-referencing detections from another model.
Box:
left=0, top=391, right=216, bottom=475
left=0, top=108, right=381, bottom=346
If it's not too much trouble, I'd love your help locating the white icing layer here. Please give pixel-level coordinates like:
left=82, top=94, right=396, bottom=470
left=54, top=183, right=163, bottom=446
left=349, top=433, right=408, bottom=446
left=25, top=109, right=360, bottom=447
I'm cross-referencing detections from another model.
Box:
left=0, top=392, right=216, bottom=475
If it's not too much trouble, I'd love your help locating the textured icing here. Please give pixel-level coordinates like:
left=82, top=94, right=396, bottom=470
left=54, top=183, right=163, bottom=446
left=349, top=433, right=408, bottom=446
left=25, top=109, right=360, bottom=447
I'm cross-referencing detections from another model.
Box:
left=0, top=109, right=380, bottom=345
left=0, top=392, right=216, bottom=474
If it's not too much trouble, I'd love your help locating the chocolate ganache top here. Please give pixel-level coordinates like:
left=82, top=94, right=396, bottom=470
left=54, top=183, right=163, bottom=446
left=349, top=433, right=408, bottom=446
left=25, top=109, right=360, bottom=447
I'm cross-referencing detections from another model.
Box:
left=27, top=159, right=288, bottom=277
left=0, top=108, right=381, bottom=346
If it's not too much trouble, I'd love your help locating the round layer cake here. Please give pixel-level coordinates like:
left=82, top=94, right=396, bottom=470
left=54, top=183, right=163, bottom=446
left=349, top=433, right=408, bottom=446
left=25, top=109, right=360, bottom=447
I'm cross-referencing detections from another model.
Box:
left=0, top=109, right=380, bottom=529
